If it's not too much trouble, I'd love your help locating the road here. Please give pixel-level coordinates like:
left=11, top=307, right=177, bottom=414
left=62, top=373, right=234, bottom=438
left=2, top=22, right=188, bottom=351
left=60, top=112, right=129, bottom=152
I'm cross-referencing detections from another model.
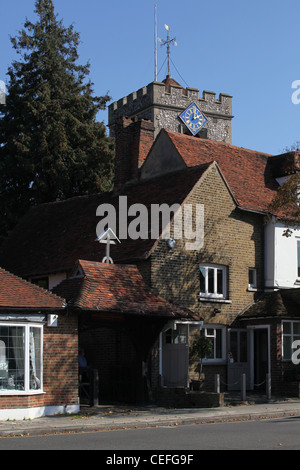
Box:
left=0, top=416, right=299, bottom=450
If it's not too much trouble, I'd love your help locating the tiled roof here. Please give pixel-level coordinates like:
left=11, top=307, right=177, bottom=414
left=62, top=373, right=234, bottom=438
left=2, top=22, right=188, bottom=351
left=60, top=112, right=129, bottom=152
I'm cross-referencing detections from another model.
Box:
left=2, top=128, right=296, bottom=280
left=53, top=260, right=196, bottom=319
left=0, top=267, right=65, bottom=309
left=164, top=129, right=279, bottom=213
left=239, top=289, right=300, bottom=319
left=1, top=165, right=209, bottom=277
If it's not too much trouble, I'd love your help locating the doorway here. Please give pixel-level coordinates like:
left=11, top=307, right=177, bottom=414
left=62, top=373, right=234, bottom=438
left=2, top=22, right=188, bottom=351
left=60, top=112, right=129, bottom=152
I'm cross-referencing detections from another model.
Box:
left=161, top=324, right=189, bottom=387
left=227, top=329, right=249, bottom=390
left=249, top=326, right=270, bottom=390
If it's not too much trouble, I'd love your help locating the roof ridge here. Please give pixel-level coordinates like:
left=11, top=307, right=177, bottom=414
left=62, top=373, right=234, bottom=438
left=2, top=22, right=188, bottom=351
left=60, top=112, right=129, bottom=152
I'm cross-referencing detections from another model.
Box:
left=164, top=128, right=273, bottom=157
left=121, top=161, right=212, bottom=188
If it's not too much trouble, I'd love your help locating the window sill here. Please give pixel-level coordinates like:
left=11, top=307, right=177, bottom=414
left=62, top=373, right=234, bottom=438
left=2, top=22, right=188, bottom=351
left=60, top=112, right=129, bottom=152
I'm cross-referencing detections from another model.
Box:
left=247, top=287, right=258, bottom=292
left=199, top=297, right=232, bottom=304
left=202, top=360, right=227, bottom=365
left=0, top=390, right=45, bottom=396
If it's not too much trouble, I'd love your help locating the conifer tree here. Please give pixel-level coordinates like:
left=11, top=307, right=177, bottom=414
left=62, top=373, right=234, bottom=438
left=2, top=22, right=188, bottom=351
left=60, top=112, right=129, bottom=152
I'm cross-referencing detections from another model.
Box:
left=0, top=0, right=114, bottom=239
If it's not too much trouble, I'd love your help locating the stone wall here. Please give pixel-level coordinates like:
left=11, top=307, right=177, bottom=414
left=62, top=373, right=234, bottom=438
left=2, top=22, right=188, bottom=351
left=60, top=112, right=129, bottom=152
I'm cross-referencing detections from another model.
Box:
left=109, top=80, right=233, bottom=143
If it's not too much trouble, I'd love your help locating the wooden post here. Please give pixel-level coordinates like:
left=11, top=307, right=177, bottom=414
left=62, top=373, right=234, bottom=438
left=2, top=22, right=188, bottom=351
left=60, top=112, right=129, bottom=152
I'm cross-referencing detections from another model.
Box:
left=266, top=373, right=271, bottom=401
left=241, top=373, right=246, bottom=401
left=215, top=374, right=220, bottom=393
left=92, top=369, right=99, bottom=406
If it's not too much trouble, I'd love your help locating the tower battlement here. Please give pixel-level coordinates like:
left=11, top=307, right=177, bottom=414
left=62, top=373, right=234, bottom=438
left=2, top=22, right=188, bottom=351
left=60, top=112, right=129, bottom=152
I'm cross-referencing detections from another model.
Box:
left=108, top=78, right=233, bottom=143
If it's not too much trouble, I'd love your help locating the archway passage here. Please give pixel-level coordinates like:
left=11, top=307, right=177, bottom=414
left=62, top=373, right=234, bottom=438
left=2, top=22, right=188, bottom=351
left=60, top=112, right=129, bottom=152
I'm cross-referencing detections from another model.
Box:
left=79, top=312, right=168, bottom=404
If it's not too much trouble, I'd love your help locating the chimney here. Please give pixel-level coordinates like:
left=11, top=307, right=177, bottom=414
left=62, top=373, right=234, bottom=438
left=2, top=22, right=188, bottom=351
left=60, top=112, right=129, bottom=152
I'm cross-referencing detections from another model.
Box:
left=113, top=117, right=155, bottom=191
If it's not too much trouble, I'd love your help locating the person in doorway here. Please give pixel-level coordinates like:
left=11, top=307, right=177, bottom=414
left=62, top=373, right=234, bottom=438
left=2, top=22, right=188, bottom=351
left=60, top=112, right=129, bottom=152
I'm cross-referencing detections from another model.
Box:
left=78, top=347, right=87, bottom=368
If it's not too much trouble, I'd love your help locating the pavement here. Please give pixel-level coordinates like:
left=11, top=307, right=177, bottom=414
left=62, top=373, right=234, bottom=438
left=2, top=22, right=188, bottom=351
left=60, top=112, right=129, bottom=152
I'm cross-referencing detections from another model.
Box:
left=0, top=393, right=300, bottom=438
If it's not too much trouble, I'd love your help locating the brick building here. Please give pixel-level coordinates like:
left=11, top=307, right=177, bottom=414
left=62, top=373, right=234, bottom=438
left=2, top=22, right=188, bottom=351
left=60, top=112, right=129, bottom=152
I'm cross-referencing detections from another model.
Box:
left=1, top=77, right=300, bottom=406
left=0, top=267, right=79, bottom=420
left=52, top=260, right=196, bottom=403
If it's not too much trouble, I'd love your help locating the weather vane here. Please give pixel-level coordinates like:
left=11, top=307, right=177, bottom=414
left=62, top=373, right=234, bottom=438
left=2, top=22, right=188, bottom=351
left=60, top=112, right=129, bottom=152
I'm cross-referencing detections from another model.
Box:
left=158, top=24, right=177, bottom=77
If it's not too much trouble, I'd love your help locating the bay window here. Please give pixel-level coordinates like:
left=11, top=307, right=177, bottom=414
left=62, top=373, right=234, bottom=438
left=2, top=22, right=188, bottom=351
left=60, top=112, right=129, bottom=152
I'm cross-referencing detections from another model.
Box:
left=0, top=323, right=43, bottom=394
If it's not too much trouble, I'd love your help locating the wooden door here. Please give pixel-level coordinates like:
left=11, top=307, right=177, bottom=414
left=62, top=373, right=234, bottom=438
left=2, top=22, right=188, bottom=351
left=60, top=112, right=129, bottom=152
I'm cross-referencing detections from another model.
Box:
left=227, top=329, right=249, bottom=391
left=162, top=325, right=189, bottom=387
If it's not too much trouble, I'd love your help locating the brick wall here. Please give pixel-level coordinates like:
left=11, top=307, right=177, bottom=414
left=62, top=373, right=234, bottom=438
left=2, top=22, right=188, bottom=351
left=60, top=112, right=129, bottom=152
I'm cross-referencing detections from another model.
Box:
left=114, top=117, right=155, bottom=190
left=148, top=165, right=264, bottom=324
left=43, top=313, right=79, bottom=407
left=142, top=164, right=265, bottom=396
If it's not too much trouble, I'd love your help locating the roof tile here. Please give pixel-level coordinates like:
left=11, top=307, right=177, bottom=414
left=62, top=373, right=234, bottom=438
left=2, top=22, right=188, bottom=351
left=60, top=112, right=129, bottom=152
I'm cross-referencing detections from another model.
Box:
left=0, top=267, right=65, bottom=309
left=53, top=260, right=196, bottom=319
left=164, top=129, right=278, bottom=212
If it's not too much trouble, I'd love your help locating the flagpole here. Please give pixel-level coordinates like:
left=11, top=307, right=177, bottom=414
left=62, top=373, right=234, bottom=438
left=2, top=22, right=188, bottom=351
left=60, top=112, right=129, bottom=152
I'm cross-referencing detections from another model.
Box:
left=154, top=3, right=157, bottom=81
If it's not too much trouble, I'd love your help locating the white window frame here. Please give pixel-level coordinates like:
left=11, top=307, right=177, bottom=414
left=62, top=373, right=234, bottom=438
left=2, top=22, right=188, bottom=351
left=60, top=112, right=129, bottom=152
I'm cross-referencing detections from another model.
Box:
left=199, top=264, right=227, bottom=300
left=202, top=326, right=226, bottom=363
left=282, top=320, right=300, bottom=361
left=297, top=240, right=300, bottom=280
left=0, top=322, right=43, bottom=395
left=228, top=328, right=248, bottom=363
left=248, top=268, right=257, bottom=290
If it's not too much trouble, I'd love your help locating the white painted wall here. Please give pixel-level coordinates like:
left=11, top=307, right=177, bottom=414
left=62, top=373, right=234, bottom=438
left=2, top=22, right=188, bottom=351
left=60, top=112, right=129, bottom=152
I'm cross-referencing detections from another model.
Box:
left=0, top=404, right=80, bottom=422
left=49, top=272, right=67, bottom=290
left=265, top=219, right=300, bottom=289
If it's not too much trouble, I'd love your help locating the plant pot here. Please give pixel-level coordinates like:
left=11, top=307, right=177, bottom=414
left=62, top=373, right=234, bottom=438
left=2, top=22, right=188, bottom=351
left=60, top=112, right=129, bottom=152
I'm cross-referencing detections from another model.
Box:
left=191, top=379, right=203, bottom=391
left=191, top=380, right=200, bottom=391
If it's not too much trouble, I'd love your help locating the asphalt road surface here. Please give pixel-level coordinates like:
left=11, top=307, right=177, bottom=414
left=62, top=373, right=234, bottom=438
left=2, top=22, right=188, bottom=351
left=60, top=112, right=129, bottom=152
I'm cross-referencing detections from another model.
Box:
left=0, top=416, right=299, bottom=450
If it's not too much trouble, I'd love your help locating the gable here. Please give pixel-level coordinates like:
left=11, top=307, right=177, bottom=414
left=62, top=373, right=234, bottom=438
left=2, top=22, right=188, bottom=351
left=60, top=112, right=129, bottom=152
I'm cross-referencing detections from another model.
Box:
left=140, top=129, right=186, bottom=180
left=161, top=129, right=278, bottom=213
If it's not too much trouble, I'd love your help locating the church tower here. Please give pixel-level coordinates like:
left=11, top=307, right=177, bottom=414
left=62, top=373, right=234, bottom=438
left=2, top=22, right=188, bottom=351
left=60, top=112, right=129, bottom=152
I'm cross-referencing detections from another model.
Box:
left=108, top=75, right=233, bottom=143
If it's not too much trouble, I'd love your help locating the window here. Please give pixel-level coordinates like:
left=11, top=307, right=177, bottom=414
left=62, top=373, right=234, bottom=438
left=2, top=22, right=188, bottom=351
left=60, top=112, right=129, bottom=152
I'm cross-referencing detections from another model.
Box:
left=0, top=323, right=43, bottom=394
left=282, top=321, right=300, bottom=360
left=199, top=264, right=227, bottom=299
left=165, top=325, right=188, bottom=344
left=248, top=268, right=257, bottom=289
left=30, top=277, right=49, bottom=290
left=229, top=329, right=247, bottom=362
left=202, top=327, right=226, bottom=362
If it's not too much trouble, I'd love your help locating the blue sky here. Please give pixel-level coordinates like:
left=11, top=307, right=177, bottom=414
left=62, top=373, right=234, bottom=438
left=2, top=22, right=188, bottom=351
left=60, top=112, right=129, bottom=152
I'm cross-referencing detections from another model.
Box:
left=1, top=0, right=299, bottom=154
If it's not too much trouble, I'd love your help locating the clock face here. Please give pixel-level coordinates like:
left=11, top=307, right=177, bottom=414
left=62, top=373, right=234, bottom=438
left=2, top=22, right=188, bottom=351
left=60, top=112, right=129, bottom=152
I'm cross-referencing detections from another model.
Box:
left=179, top=102, right=208, bottom=136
